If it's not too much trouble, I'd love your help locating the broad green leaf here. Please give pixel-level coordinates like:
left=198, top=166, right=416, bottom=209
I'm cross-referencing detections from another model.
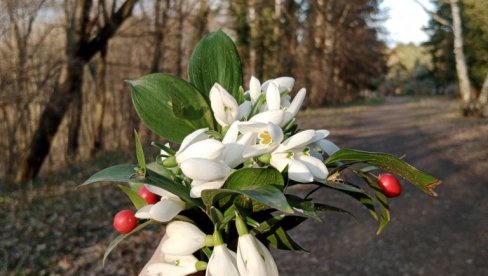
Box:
left=325, top=148, right=441, bottom=196
left=188, top=30, right=243, bottom=102
left=80, top=164, right=137, bottom=187
left=133, top=130, right=146, bottom=174
left=103, top=220, right=156, bottom=267
left=127, top=73, right=214, bottom=143
left=223, top=168, right=284, bottom=190
left=201, top=185, right=293, bottom=213
left=117, top=184, right=146, bottom=210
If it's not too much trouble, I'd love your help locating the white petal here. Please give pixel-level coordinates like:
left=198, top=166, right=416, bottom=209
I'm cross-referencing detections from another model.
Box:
left=268, top=123, right=284, bottom=145
left=262, top=77, right=295, bottom=93
left=266, top=82, right=281, bottom=110
left=238, top=121, right=268, bottom=134
left=242, top=144, right=276, bottom=159
left=134, top=205, right=152, bottom=219
left=179, top=128, right=209, bottom=153
left=269, top=153, right=291, bottom=172
left=176, top=139, right=225, bottom=164
left=250, top=110, right=284, bottom=125
left=237, top=235, right=267, bottom=276
left=281, top=94, right=291, bottom=107
left=276, top=130, right=316, bottom=152
left=181, top=159, right=231, bottom=181
left=296, top=154, right=329, bottom=180
left=316, top=139, right=340, bottom=155
left=162, top=221, right=206, bottom=255
left=238, top=101, right=252, bottom=120
left=144, top=184, right=176, bottom=198
left=162, top=253, right=199, bottom=266
left=210, top=83, right=238, bottom=127
left=288, top=160, right=314, bottom=182
left=146, top=262, right=197, bottom=276
left=190, top=180, right=226, bottom=198
left=256, top=238, right=279, bottom=276
left=222, top=121, right=240, bottom=144
left=206, top=245, right=240, bottom=276
left=149, top=197, right=185, bottom=222
left=250, top=76, right=261, bottom=104
left=224, top=132, right=256, bottom=168
left=311, top=129, right=330, bottom=143
left=272, top=77, right=295, bottom=92
left=283, top=88, right=306, bottom=124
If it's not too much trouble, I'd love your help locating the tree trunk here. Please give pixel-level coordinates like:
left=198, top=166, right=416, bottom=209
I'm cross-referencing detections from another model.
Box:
left=150, top=0, right=167, bottom=73
left=15, top=60, right=85, bottom=181
left=476, top=73, right=488, bottom=117
left=175, top=0, right=184, bottom=78
left=15, top=0, right=138, bottom=182
left=450, top=0, right=473, bottom=115
left=90, top=47, right=108, bottom=156
left=248, top=0, right=259, bottom=78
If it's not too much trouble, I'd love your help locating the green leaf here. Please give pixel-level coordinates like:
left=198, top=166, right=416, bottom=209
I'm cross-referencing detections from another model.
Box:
left=103, top=220, right=156, bottom=267
left=251, top=215, right=308, bottom=252
left=127, top=73, right=214, bottom=143
left=252, top=215, right=307, bottom=235
left=131, top=169, right=203, bottom=208
left=223, top=167, right=284, bottom=189
left=80, top=164, right=137, bottom=187
left=117, top=184, right=146, bottom=210
left=209, top=206, right=224, bottom=226
left=355, top=171, right=391, bottom=235
left=133, top=130, right=146, bottom=174
left=321, top=181, right=378, bottom=221
left=325, top=149, right=441, bottom=196
left=201, top=185, right=293, bottom=213
left=285, top=194, right=322, bottom=222
left=267, top=226, right=308, bottom=252
left=188, top=30, right=243, bottom=102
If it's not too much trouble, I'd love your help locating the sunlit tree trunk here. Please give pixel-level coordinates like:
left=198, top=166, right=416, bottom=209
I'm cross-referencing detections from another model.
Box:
left=450, top=0, right=473, bottom=115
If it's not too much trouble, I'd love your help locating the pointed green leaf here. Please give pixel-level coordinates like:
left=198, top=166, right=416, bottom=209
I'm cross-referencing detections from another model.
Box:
left=201, top=185, right=293, bottom=213
left=251, top=215, right=308, bottom=252
left=325, top=148, right=441, bottom=196
left=79, top=164, right=137, bottom=187
left=188, top=30, right=243, bottom=102
left=355, top=170, right=391, bottom=235
left=321, top=181, right=379, bottom=221
left=127, top=73, right=215, bottom=143
left=131, top=169, right=203, bottom=208
left=285, top=195, right=322, bottom=222
left=103, top=220, right=156, bottom=267
left=223, top=168, right=284, bottom=189
left=117, top=184, right=146, bottom=210
left=133, top=130, right=146, bottom=174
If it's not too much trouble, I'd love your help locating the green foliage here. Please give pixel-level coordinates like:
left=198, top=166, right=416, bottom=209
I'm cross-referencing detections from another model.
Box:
left=127, top=74, right=215, bottom=143
left=189, top=30, right=244, bottom=103
left=117, top=184, right=146, bottom=210
left=326, top=148, right=441, bottom=196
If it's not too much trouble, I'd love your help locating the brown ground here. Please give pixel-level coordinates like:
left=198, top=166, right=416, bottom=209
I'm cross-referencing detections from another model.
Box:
left=1, top=96, right=487, bottom=275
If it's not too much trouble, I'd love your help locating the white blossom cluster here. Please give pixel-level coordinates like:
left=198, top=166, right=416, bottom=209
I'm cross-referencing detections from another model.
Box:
left=138, top=76, right=340, bottom=276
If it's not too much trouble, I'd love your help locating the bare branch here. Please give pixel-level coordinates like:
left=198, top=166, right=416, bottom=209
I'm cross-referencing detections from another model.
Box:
left=413, top=0, right=451, bottom=27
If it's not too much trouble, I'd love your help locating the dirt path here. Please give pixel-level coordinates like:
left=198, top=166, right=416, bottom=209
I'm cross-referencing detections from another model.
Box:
left=276, top=97, right=488, bottom=275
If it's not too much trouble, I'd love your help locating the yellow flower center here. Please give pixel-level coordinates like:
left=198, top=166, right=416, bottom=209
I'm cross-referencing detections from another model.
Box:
left=259, top=131, right=273, bottom=145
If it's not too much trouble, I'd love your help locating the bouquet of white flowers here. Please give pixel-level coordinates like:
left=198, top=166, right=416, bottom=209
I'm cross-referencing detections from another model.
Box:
left=81, top=31, right=441, bottom=276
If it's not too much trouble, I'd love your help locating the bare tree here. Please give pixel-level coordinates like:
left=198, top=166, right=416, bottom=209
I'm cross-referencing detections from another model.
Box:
left=15, top=0, right=138, bottom=182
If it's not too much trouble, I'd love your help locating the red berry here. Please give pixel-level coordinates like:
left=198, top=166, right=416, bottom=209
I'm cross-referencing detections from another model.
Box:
left=138, top=186, right=160, bottom=204
left=378, top=173, right=402, bottom=198
left=113, top=210, right=138, bottom=234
